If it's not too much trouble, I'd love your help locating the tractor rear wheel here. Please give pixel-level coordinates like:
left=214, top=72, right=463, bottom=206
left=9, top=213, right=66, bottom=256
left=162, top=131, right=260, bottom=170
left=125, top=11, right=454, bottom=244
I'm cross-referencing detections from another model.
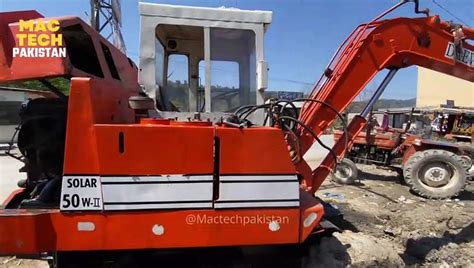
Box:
left=403, top=149, right=467, bottom=199
left=330, top=158, right=358, bottom=185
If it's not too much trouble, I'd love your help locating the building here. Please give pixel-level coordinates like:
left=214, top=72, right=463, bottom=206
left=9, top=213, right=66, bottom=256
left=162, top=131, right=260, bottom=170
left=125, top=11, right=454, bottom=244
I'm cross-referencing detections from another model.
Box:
left=417, top=67, right=474, bottom=108
left=0, top=88, right=49, bottom=144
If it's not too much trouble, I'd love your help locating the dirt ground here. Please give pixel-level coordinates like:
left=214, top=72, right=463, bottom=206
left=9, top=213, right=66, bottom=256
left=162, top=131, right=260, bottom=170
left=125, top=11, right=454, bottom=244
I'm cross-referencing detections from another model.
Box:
left=1, top=164, right=472, bottom=267
left=313, top=164, right=474, bottom=267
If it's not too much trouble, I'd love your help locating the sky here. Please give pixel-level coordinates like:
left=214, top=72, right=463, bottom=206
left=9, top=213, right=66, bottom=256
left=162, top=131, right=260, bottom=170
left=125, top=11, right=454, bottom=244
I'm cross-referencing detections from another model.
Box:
left=1, top=0, right=473, bottom=99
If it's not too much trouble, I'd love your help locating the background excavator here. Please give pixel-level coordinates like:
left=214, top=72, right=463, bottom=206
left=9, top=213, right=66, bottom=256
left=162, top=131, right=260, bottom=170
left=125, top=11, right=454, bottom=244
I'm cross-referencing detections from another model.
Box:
left=0, top=0, right=473, bottom=267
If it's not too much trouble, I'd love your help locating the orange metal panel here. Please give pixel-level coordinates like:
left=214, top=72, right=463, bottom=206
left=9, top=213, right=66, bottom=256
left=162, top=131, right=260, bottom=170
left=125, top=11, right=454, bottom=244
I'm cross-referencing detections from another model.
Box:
left=0, top=208, right=304, bottom=254
left=94, top=124, right=214, bottom=175
left=299, top=191, right=325, bottom=241
left=63, top=78, right=101, bottom=174
left=64, top=77, right=138, bottom=175
left=216, top=127, right=296, bottom=175
left=0, top=210, right=57, bottom=254
left=1, top=189, right=25, bottom=208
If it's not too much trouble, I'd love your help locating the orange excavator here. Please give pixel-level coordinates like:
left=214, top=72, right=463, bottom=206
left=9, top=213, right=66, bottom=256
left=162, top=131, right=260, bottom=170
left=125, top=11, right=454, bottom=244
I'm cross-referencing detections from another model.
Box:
left=0, top=1, right=473, bottom=266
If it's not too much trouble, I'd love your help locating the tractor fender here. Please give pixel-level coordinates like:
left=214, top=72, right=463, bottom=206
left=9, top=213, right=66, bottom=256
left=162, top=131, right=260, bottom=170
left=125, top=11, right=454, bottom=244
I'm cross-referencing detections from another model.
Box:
left=401, top=138, right=472, bottom=165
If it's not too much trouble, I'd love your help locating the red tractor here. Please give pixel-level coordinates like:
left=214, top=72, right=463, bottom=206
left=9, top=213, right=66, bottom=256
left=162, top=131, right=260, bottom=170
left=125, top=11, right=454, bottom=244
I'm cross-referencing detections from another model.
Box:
left=332, top=108, right=474, bottom=199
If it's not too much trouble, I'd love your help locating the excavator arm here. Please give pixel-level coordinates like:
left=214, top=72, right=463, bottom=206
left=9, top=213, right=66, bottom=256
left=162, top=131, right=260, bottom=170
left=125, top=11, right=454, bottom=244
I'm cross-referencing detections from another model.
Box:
left=297, top=1, right=474, bottom=192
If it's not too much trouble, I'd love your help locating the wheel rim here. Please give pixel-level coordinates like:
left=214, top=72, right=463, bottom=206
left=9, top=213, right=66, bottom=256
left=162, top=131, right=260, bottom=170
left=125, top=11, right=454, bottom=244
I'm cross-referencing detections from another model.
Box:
left=335, top=164, right=352, bottom=180
left=418, top=161, right=453, bottom=187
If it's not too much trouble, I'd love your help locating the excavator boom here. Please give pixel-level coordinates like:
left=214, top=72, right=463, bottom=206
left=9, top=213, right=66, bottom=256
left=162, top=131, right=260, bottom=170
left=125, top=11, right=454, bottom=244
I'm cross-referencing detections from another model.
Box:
left=296, top=2, right=474, bottom=191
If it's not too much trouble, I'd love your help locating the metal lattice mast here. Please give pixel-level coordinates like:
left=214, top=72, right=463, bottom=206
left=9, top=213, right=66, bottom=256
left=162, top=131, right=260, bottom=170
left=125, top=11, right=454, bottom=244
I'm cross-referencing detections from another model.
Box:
left=90, top=0, right=126, bottom=53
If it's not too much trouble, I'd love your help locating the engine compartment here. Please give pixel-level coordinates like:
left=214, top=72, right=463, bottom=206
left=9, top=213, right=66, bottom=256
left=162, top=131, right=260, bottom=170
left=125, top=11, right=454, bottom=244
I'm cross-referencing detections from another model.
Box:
left=15, top=97, right=68, bottom=206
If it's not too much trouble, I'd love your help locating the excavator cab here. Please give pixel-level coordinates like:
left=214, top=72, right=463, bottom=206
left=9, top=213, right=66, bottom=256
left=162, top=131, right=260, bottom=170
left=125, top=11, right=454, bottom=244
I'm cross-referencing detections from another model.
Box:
left=138, top=3, right=271, bottom=118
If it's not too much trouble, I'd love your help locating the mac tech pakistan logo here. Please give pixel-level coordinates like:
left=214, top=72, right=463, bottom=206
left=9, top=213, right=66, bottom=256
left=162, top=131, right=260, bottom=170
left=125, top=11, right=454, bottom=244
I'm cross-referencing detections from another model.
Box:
left=12, top=19, right=66, bottom=58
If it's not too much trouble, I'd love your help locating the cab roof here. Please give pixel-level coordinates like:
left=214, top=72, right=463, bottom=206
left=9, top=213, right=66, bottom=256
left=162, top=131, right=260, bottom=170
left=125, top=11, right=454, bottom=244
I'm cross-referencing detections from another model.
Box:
left=139, top=2, right=272, bottom=29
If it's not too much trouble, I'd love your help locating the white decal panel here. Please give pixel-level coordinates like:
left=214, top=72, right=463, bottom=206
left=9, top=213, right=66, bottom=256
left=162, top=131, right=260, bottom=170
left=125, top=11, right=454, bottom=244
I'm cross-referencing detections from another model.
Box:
left=60, top=176, right=103, bottom=211
left=445, top=42, right=474, bottom=67
left=215, top=175, right=300, bottom=209
left=59, top=174, right=299, bottom=211
left=101, top=175, right=214, bottom=211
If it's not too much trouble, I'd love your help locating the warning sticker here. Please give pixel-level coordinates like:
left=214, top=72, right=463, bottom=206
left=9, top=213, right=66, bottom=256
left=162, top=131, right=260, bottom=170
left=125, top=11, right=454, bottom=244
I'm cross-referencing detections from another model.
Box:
left=60, top=176, right=103, bottom=211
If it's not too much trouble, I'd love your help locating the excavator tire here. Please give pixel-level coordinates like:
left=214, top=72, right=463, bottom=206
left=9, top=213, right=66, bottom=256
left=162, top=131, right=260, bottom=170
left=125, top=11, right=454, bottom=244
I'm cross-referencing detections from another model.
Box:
left=403, top=149, right=467, bottom=199
left=330, top=158, right=358, bottom=185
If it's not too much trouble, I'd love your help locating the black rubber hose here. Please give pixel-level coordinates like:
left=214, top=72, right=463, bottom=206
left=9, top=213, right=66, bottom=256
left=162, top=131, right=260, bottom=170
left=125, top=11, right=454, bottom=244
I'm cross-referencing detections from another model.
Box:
left=274, top=100, right=299, bottom=128
left=294, top=98, right=348, bottom=161
left=240, top=104, right=272, bottom=120
left=233, top=98, right=348, bottom=166
left=234, top=105, right=257, bottom=116
left=279, top=116, right=338, bottom=164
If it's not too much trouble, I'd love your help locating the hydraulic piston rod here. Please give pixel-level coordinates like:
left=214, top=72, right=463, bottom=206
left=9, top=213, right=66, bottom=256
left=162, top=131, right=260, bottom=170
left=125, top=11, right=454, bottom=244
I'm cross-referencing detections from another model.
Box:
left=361, top=68, right=399, bottom=118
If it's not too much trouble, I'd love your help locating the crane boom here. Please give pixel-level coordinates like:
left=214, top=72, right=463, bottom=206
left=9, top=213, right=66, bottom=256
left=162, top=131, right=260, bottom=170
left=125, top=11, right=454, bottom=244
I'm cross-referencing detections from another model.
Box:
left=296, top=4, right=474, bottom=191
